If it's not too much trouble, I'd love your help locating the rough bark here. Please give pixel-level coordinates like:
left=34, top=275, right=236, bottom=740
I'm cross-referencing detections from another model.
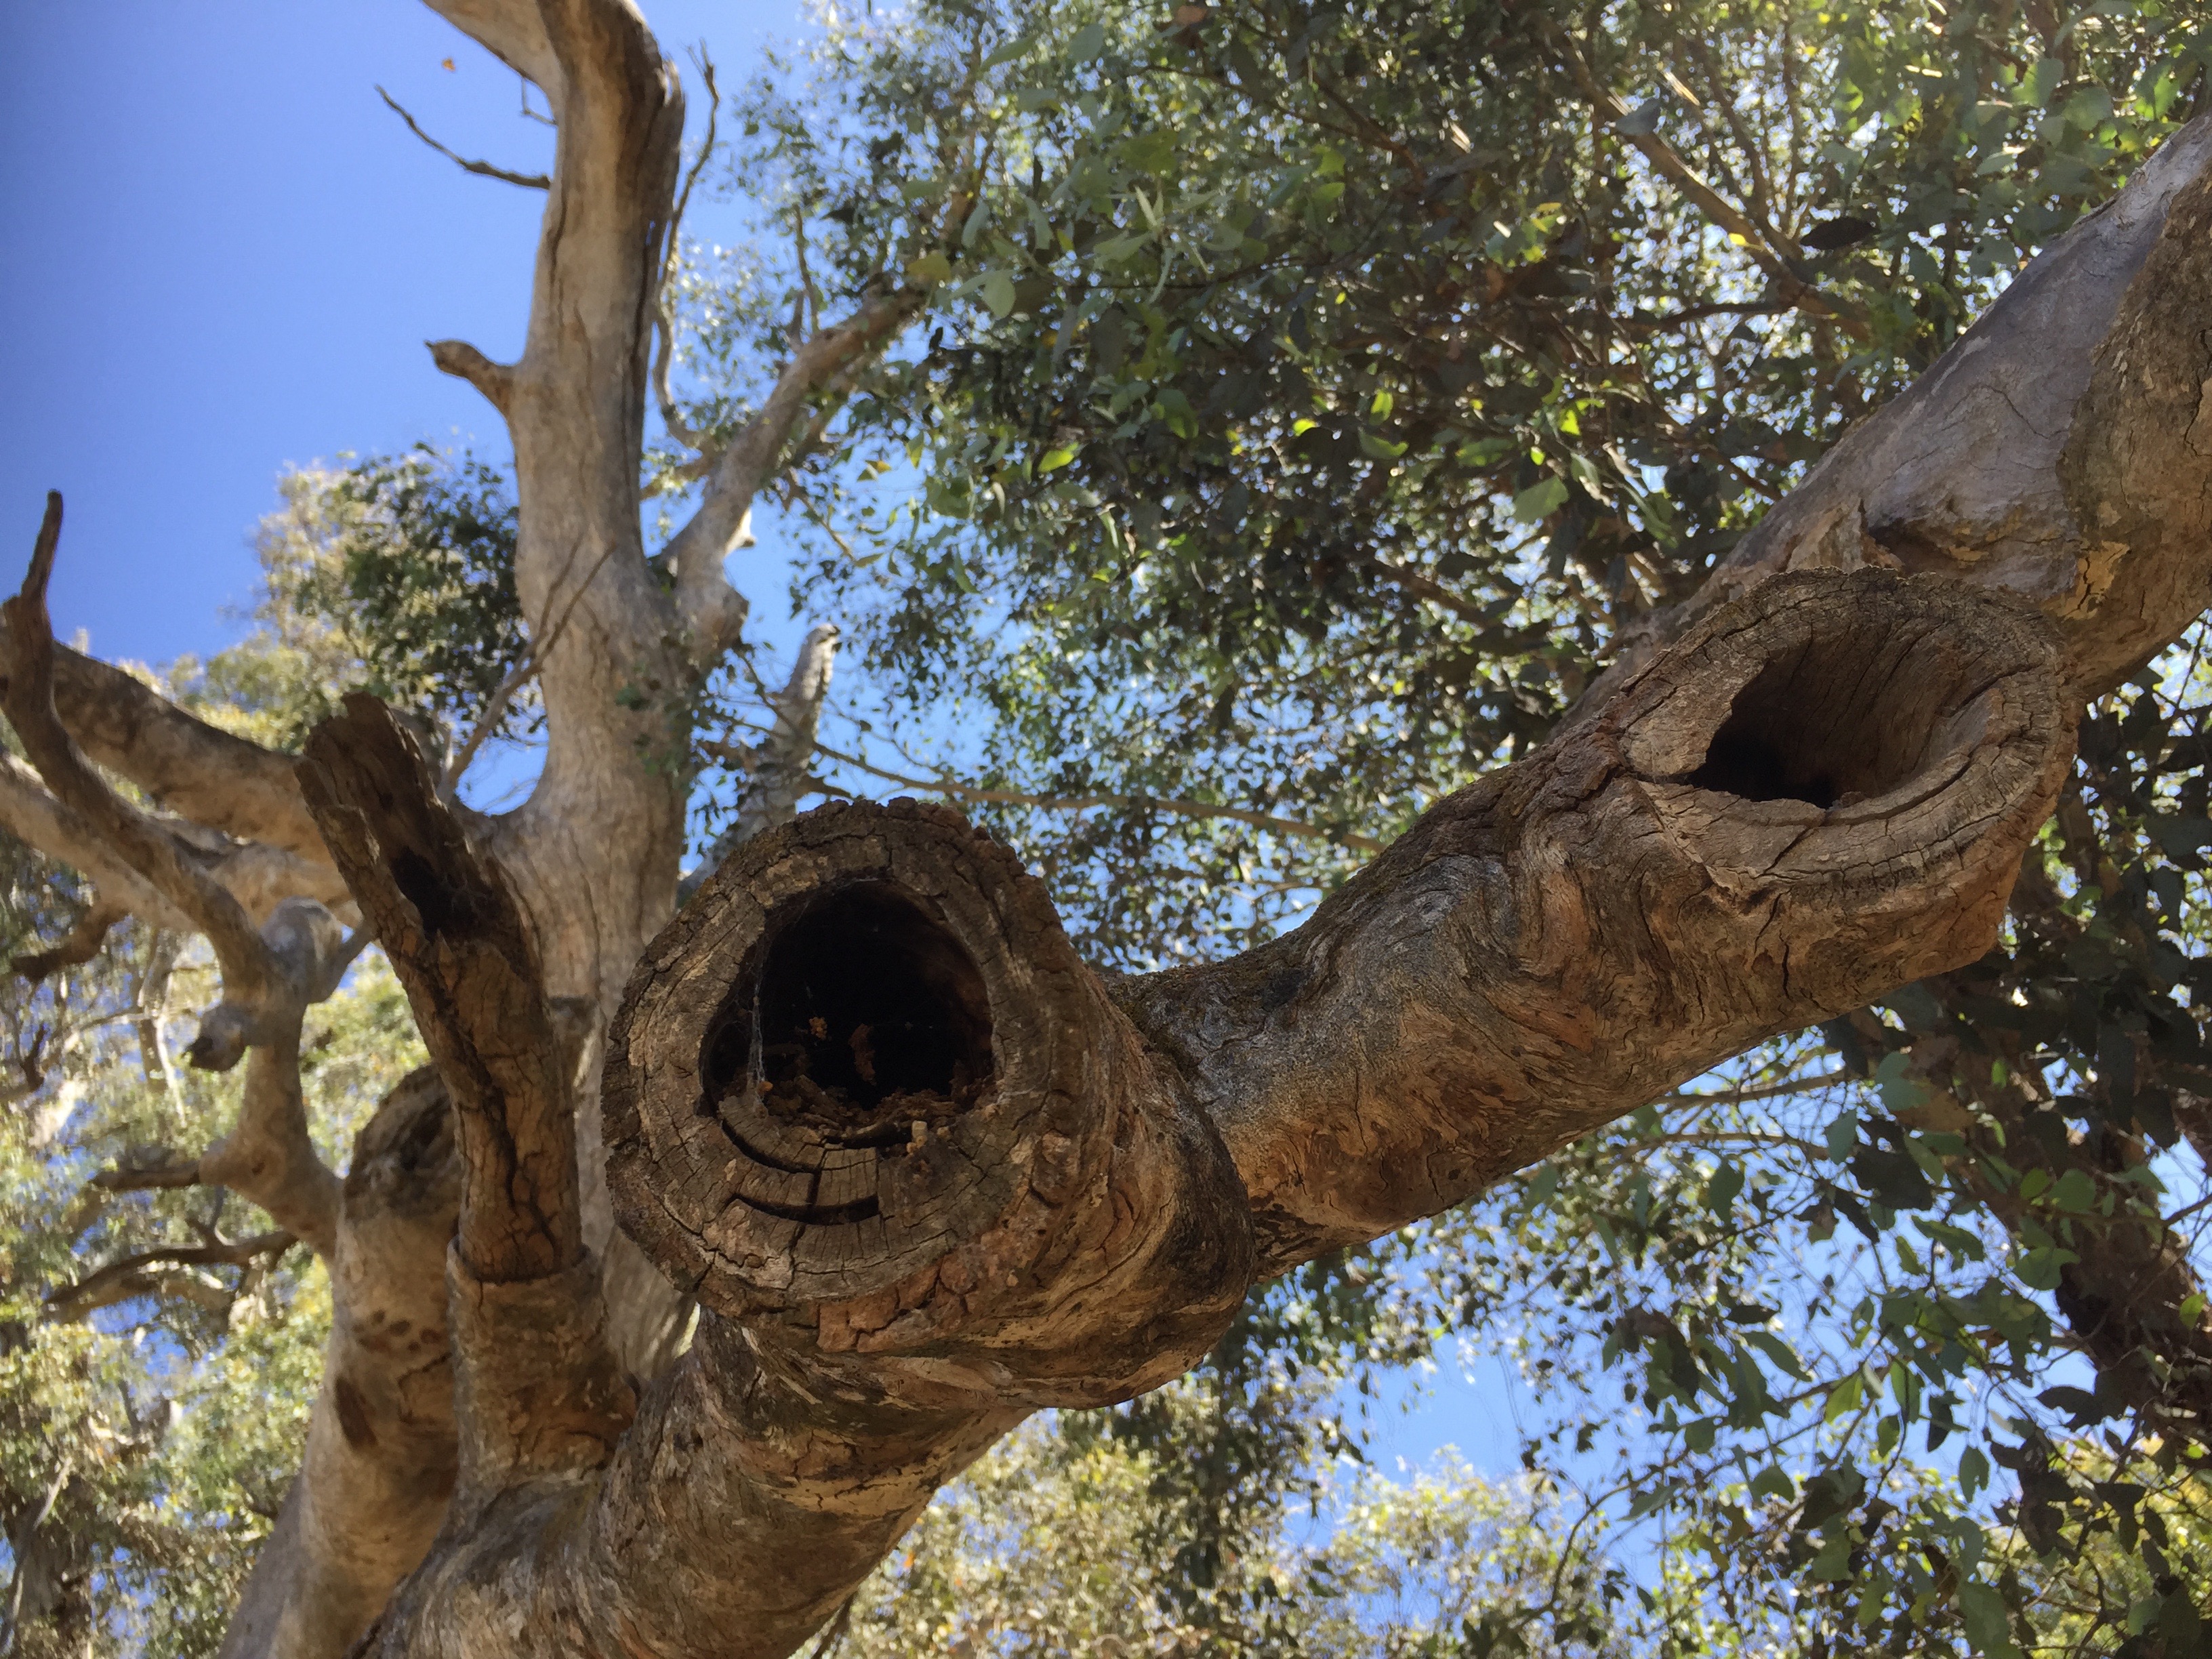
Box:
left=1122, top=571, right=2074, bottom=1270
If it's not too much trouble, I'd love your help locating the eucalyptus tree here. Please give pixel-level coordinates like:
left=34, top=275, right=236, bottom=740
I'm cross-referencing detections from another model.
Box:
left=0, top=3, right=2207, bottom=1658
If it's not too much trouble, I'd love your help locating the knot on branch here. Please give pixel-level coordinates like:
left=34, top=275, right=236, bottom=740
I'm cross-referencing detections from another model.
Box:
left=607, top=800, right=1254, bottom=1408
left=1595, top=567, right=2074, bottom=1009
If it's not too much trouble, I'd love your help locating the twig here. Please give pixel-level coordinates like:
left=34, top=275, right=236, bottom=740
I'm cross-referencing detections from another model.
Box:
left=91, top=1149, right=204, bottom=1193
left=12, top=899, right=125, bottom=983
left=1367, top=555, right=1487, bottom=625
left=440, top=539, right=618, bottom=799
left=722, top=731, right=1388, bottom=854
left=804, top=1596, right=857, bottom=1659
left=1544, top=28, right=1869, bottom=342
left=653, top=48, right=722, bottom=453
left=377, top=86, right=550, bottom=189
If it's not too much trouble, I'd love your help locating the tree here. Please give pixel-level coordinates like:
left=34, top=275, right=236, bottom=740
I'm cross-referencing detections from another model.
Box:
left=0, top=1, right=2208, bottom=1654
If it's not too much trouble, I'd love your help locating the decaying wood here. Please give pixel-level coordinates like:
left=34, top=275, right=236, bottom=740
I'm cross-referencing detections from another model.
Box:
left=353, top=796, right=1252, bottom=1657
left=1614, top=117, right=2212, bottom=694
left=298, top=696, right=583, bottom=1284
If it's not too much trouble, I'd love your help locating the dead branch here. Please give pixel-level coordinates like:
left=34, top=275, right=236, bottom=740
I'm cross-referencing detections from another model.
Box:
left=426, top=340, right=516, bottom=415
left=651, top=47, right=721, bottom=454
left=377, top=85, right=550, bottom=188
left=299, top=695, right=583, bottom=1283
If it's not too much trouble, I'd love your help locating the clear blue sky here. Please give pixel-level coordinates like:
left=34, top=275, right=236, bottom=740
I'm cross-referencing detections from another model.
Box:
left=0, top=0, right=803, bottom=667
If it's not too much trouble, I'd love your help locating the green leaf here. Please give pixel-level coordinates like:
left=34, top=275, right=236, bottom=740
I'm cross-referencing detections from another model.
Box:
left=1960, top=1445, right=1990, bottom=1499
left=1038, top=447, right=1078, bottom=474
left=2063, top=85, right=2114, bottom=131
left=1511, top=476, right=1568, bottom=523
left=1358, top=432, right=1409, bottom=462
left=1153, top=388, right=1199, bottom=441
left=1957, top=1582, right=2018, bottom=1657
left=979, top=270, right=1018, bottom=318
left=2050, top=1168, right=2096, bottom=1211
left=906, top=249, right=954, bottom=285
left=1824, top=1372, right=1865, bottom=1423
left=1069, top=20, right=1107, bottom=62
left=983, top=34, right=1037, bottom=69
left=1121, top=130, right=1176, bottom=175
left=1704, top=1161, right=1744, bottom=1216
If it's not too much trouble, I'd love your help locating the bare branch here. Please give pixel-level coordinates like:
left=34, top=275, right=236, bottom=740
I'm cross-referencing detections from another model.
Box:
left=651, top=48, right=721, bottom=455
left=427, top=339, right=517, bottom=415
left=660, top=290, right=928, bottom=662
left=5, top=631, right=335, bottom=869
left=0, top=495, right=274, bottom=1016
left=420, top=0, right=564, bottom=114
left=438, top=536, right=613, bottom=800
left=45, top=1230, right=295, bottom=1323
left=377, top=85, right=549, bottom=188
left=0, top=751, right=192, bottom=934
left=11, top=898, right=125, bottom=983
left=1366, top=554, right=1487, bottom=626
left=91, top=1147, right=204, bottom=1193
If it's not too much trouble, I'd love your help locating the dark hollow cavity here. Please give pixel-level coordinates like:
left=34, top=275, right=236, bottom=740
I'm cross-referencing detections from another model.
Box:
left=703, top=882, right=995, bottom=1144
left=1685, top=634, right=1940, bottom=809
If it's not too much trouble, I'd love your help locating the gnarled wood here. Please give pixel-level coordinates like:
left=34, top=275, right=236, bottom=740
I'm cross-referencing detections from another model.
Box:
left=1125, top=571, right=2074, bottom=1271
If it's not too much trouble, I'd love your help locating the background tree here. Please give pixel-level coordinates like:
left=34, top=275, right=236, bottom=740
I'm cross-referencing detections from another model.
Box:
left=0, top=0, right=2207, bottom=1655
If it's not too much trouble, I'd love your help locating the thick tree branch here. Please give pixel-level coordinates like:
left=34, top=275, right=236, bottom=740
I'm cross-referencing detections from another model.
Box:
left=358, top=802, right=1251, bottom=1656
left=660, top=291, right=926, bottom=663
left=0, top=630, right=336, bottom=870
left=1, top=497, right=277, bottom=1022
left=217, top=1068, right=466, bottom=1659
left=419, top=0, right=564, bottom=114
left=377, top=86, right=550, bottom=188
left=299, top=695, right=583, bottom=1284
left=0, top=752, right=192, bottom=935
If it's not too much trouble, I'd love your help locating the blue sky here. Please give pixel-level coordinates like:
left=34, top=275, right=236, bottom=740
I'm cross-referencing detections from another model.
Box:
left=0, top=0, right=806, bottom=666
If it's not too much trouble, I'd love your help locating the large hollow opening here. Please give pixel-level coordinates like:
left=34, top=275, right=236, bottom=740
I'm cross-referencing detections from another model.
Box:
left=702, top=882, right=996, bottom=1145
left=1682, top=636, right=1943, bottom=810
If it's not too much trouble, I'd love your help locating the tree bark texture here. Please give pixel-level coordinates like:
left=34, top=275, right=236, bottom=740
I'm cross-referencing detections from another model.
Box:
left=0, top=3, right=2204, bottom=1652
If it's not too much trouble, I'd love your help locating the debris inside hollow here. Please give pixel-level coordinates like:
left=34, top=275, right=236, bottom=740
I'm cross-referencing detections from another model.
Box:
left=735, top=1017, right=983, bottom=1147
